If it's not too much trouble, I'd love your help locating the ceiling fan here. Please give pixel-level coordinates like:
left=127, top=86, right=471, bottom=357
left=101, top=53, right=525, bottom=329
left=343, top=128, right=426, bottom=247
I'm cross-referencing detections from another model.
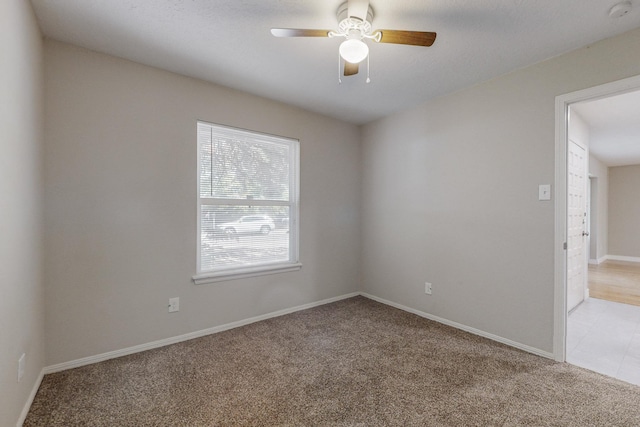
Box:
left=271, top=0, right=437, bottom=80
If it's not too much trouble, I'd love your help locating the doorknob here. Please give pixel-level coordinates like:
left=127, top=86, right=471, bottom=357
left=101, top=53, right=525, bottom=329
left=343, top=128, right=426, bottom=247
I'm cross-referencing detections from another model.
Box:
left=582, top=231, right=590, bottom=237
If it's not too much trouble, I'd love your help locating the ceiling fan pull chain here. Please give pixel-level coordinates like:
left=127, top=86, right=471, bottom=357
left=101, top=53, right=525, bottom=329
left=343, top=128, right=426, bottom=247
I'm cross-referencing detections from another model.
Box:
left=366, top=54, right=371, bottom=83
left=338, top=52, right=343, bottom=84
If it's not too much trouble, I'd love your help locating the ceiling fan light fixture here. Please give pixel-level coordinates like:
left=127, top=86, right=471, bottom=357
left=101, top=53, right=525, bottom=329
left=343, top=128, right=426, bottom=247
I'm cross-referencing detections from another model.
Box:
left=339, top=39, right=369, bottom=64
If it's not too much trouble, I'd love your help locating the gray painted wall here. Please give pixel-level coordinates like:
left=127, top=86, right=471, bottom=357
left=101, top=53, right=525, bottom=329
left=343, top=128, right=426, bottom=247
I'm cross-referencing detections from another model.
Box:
left=609, top=164, right=640, bottom=258
left=43, top=41, right=361, bottom=365
left=0, top=1, right=45, bottom=425
left=360, top=28, right=640, bottom=354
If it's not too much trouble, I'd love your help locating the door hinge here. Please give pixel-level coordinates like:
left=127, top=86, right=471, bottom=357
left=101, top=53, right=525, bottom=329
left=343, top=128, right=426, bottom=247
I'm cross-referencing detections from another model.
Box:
left=563, top=242, right=567, bottom=250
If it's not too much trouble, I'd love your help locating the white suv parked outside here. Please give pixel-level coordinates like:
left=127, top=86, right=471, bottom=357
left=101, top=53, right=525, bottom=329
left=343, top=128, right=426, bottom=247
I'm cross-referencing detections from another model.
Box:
left=218, top=215, right=276, bottom=236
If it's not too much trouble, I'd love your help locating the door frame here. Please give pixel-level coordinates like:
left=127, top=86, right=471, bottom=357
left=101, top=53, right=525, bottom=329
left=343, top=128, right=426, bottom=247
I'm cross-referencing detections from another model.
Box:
left=553, top=74, right=640, bottom=362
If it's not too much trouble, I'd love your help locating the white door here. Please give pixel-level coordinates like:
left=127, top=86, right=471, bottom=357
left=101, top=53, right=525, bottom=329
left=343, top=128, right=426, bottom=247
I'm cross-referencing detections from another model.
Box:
left=567, top=139, right=588, bottom=312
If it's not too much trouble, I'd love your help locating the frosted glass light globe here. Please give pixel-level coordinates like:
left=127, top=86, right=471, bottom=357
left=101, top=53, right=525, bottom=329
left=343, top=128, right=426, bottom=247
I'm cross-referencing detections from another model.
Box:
left=339, top=39, right=369, bottom=64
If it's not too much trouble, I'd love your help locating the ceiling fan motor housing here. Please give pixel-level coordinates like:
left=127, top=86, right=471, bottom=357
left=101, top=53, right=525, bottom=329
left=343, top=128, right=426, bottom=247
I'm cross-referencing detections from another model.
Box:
left=337, top=1, right=374, bottom=37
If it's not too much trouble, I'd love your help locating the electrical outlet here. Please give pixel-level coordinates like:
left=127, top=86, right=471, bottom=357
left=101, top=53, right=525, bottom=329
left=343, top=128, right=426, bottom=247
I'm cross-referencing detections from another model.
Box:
left=425, top=282, right=432, bottom=295
left=18, top=353, right=25, bottom=383
left=168, top=297, right=179, bottom=313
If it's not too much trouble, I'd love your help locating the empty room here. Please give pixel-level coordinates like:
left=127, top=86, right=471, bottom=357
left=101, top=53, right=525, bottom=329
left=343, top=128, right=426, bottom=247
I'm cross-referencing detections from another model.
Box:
left=3, top=0, right=640, bottom=425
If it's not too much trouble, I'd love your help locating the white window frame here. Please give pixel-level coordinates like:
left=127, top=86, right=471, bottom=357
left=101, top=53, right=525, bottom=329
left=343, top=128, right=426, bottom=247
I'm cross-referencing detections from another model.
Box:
left=193, top=121, right=301, bottom=284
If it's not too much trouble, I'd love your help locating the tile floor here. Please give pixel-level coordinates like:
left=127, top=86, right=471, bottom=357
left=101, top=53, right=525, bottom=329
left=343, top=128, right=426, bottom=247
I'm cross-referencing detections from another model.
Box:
left=567, top=297, right=640, bottom=385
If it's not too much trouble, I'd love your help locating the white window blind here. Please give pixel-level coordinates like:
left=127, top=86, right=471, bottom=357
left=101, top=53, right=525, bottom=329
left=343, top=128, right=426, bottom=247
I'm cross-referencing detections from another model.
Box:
left=194, top=121, right=300, bottom=283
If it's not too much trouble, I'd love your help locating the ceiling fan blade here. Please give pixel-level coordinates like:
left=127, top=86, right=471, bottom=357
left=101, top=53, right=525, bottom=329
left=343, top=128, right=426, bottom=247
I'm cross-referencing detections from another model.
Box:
left=377, top=30, right=437, bottom=47
left=348, top=0, right=370, bottom=21
left=344, top=61, right=359, bottom=76
left=270, top=28, right=330, bottom=38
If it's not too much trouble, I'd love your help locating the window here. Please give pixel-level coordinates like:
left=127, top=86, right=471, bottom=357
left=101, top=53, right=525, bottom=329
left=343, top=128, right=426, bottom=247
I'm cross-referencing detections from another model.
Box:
left=193, top=121, right=300, bottom=284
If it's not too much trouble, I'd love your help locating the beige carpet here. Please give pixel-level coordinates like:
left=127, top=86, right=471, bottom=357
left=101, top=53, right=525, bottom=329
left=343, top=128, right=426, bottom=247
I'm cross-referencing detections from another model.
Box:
left=25, top=296, right=640, bottom=426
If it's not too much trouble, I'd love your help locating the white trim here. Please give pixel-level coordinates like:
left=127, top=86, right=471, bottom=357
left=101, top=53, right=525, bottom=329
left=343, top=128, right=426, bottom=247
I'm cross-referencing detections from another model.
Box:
left=44, top=292, right=359, bottom=374
left=17, top=368, right=44, bottom=427
left=554, top=74, right=640, bottom=363
left=606, top=255, right=640, bottom=263
left=41, top=290, right=557, bottom=378
left=360, top=293, right=554, bottom=360
left=554, top=92, right=569, bottom=363
left=192, top=262, right=302, bottom=285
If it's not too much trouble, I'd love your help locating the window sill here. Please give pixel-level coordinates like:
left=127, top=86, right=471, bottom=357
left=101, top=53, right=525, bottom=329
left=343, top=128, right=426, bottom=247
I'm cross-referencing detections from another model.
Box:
left=192, top=262, right=302, bottom=285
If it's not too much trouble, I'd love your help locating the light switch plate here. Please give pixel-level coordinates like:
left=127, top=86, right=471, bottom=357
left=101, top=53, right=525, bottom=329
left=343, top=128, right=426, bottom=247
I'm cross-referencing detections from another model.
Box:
left=539, top=184, right=551, bottom=201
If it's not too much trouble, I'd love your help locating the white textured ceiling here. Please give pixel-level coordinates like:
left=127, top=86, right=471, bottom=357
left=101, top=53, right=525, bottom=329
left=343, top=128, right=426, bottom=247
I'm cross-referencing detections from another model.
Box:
left=30, top=0, right=640, bottom=125
left=573, top=90, right=640, bottom=167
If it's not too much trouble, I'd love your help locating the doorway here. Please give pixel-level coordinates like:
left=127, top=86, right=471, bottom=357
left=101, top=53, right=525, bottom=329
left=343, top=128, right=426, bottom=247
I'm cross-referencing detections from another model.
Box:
left=554, top=76, right=640, bottom=385
left=554, top=74, right=640, bottom=363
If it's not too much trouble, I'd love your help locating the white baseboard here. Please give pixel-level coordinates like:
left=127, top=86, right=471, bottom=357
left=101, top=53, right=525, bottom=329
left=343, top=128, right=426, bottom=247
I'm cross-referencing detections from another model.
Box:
left=606, top=255, right=640, bottom=263
left=17, top=368, right=44, bottom=427
left=29, top=289, right=555, bottom=424
left=360, top=292, right=554, bottom=360
left=44, top=292, right=360, bottom=374
left=43, top=289, right=553, bottom=377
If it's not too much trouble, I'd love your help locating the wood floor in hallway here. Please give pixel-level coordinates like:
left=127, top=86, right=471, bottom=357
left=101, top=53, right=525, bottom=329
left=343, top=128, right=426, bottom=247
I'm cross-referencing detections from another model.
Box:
left=589, top=260, right=640, bottom=306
